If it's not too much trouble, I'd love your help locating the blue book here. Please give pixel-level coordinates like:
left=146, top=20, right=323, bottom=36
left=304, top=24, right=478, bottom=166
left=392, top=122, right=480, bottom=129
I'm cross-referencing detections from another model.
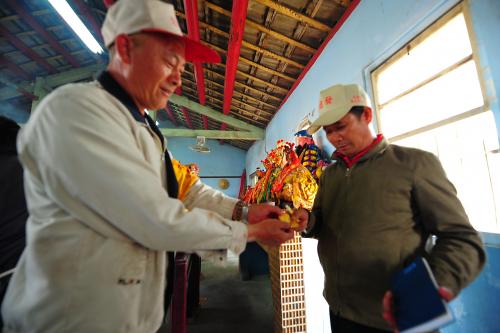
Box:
left=391, top=257, right=454, bottom=333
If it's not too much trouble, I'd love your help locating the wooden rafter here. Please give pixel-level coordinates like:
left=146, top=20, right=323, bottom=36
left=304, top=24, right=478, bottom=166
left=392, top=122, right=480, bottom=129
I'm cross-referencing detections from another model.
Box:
left=168, top=94, right=264, bottom=134
left=182, top=89, right=271, bottom=121
left=181, top=92, right=267, bottom=127
left=164, top=105, right=179, bottom=127
left=14, top=25, right=66, bottom=38
left=0, top=8, right=51, bottom=22
left=0, top=25, right=57, bottom=74
left=204, top=42, right=296, bottom=83
left=200, top=67, right=283, bottom=103
left=6, top=0, right=80, bottom=68
left=184, top=89, right=269, bottom=126
left=182, top=78, right=274, bottom=117
left=204, top=2, right=316, bottom=53
left=160, top=128, right=263, bottom=140
left=189, top=19, right=305, bottom=69
left=0, top=55, right=30, bottom=80
left=267, top=0, right=323, bottom=95
left=254, top=0, right=331, bottom=32
left=0, top=64, right=104, bottom=101
left=183, top=70, right=278, bottom=110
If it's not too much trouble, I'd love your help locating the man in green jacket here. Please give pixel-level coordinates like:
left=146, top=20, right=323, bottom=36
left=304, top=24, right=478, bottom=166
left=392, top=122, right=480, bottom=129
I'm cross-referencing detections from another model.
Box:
left=301, top=83, right=485, bottom=332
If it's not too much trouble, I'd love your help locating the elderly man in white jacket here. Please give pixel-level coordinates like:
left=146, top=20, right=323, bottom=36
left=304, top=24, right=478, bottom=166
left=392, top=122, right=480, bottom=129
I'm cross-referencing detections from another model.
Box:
left=1, top=1, right=302, bottom=332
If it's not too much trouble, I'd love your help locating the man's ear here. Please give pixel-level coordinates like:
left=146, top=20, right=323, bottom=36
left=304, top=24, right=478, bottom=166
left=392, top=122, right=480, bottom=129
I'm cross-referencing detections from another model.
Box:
left=363, top=106, right=373, bottom=124
left=114, top=34, right=133, bottom=64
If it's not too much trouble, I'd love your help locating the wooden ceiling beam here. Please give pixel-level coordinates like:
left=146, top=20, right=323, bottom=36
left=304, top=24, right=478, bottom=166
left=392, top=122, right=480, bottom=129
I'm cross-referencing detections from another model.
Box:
left=6, top=0, right=80, bottom=68
left=192, top=20, right=304, bottom=69
left=278, top=0, right=361, bottom=108
left=161, top=128, right=264, bottom=140
left=196, top=66, right=283, bottom=103
left=238, top=56, right=295, bottom=83
left=32, top=38, right=75, bottom=51
left=181, top=92, right=267, bottom=127
left=44, top=50, right=88, bottom=63
left=0, top=55, right=30, bottom=81
left=0, top=63, right=104, bottom=101
left=203, top=42, right=296, bottom=83
left=0, top=9, right=51, bottom=22
left=169, top=107, right=221, bottom=129
left=205, top=80, right=277, bottom=111
left=168, top=94, right=264, bottom=134
left=214, top=63, right=289, bottom=95
left=0, top=25, right=57, bottom=74
left=242, top=39, right=304, bottom=69
left=182, top=86, right=271, bottom=121
left=182, top=84, right=272, bottom=119
left=269, top=0, right=322, bottom=90
left=182, top=72, right=277, bottom=112
left=13, top=25, right=66, bottom=39
left=254, top=0, right=330, bottom=32
left=204, top=1, right=316, bottom=53
left=183, top=83, right=274, bottom=119
left=164, top=105, right=179, bottom=127
left=0, top=76, right=38, bottom=100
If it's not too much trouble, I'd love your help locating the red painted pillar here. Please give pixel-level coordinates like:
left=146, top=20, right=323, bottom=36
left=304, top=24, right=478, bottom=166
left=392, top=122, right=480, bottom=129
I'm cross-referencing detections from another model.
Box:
left=170, top=252, right=190, bottom=333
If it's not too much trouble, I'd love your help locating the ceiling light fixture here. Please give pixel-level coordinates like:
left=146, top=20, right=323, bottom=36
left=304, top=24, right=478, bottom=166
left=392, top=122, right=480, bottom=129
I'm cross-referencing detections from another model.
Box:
left=48, top=0, right=103, bottom=54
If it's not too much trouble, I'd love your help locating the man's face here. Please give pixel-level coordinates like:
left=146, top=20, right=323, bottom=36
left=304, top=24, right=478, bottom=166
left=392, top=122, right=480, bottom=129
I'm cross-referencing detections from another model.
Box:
left=128, top=34, right=186, bottom=111
left=323, top=109, right=373, bottom=157
left=296, top=136, right=314, bottom=147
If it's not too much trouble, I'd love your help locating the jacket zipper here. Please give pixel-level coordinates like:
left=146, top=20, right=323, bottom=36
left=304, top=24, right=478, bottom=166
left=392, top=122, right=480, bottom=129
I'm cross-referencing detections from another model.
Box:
left=336, top=164, right=355, bottom=315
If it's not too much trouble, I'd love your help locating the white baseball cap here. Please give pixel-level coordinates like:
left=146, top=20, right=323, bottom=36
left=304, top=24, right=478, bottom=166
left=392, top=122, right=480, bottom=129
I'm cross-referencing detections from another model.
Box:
left=102, top=0, right=220, bottom=63
left=307, top=84, right=372, bottom=134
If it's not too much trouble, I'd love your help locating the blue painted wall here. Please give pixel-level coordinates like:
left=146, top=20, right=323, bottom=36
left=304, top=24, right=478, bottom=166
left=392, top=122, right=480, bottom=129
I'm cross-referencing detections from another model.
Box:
left=162, top=120, right=246, bottom=199
left=468, top=0, right=500, bottom=144
left=246, top=0, right=500, bottom=172
left=245, top=1, right=500, bottom=332
left=443, top=233, right=500, bottom=333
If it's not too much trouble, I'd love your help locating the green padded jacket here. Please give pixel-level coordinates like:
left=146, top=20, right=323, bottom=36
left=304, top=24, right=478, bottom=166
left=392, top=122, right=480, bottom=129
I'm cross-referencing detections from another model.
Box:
left=306, top=137, right=485, bottom=330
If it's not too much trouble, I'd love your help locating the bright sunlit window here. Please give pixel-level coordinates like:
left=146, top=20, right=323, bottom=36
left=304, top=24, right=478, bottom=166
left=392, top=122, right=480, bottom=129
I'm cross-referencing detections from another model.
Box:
left=371, top=3, right=500, bottom=233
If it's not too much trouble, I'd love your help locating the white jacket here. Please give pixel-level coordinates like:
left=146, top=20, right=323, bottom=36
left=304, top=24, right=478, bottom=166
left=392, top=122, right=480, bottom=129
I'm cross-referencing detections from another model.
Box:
left=1, top=80, right=247, bottom=333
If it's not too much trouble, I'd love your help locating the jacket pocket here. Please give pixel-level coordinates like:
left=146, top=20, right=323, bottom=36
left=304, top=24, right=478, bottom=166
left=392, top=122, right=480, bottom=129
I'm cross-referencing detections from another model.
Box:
left=116, top=242, right=148, bottom=285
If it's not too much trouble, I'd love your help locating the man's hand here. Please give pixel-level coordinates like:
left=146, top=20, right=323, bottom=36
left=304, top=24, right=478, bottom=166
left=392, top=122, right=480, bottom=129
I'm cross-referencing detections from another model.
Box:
left=382, top=287, right=454, bottom=332
left=247, top=203, right=283, bottom=224
left=291, top=208, right=309, bottom=232
left=247, top=219, right=294, bottom=246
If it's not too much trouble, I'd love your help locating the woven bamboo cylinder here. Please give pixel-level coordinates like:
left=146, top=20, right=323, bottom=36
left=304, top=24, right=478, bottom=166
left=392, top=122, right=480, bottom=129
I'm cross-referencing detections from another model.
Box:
left=268, top=232, right=307, bottom=333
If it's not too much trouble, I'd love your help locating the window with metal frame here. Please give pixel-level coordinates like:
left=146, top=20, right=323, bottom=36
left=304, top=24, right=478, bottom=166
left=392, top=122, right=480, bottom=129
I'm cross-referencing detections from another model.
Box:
left=371, top=2, right=500, bottom=233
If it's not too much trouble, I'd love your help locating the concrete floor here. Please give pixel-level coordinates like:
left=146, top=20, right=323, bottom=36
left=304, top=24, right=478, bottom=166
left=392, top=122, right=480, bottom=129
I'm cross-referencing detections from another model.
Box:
left=160, top=254, right=274, bottom=333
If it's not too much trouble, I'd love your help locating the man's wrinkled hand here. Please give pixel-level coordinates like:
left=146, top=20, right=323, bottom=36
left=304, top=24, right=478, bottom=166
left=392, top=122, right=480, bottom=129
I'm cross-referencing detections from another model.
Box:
left=247, top=219, right=294, bottom=246
left=247, top=203, right=283, bottom=224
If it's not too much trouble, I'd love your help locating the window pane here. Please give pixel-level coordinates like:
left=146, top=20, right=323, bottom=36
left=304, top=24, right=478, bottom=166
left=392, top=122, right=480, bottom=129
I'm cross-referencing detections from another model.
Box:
left=394, top=111, right=500, bottom=233
left=380, top=60, right=484, bottom=138
left=376, top=13, right=472, bottom=105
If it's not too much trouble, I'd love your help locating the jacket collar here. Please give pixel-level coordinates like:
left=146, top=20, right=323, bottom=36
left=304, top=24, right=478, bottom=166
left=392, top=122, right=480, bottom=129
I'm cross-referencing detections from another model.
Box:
left=97, top=71, right=164, bottom=146
left=97, top=71, right=178, bottom=197
left=333, top=134, right=387, bottom=168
